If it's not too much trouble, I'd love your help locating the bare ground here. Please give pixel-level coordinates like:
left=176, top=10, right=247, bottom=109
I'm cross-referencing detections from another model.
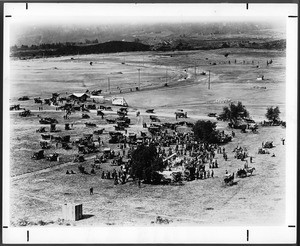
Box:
left=8, top=48, right=286, bottom=226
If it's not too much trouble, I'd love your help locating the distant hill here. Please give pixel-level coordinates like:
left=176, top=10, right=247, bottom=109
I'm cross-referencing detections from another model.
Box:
left=10, top=21, right=285, bottom=47
left=10, top=41, right=151, bottom=59
left=10, top=21, right=286, bottom=59
left=57, top=41, right=150, bottom=55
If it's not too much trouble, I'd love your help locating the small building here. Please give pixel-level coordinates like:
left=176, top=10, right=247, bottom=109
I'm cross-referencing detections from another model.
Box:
left=69, top=93, right=89, bottom=102
left=62, top=203, right=83, bottom=221
left=112, top=97, right=128, bottom=107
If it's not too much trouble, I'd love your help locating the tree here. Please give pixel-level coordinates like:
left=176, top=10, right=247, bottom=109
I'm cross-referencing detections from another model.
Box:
left=130, top=144, right=166, bottom=184
left=265, top=106, right=280, bottom=123
left=192, top=120, right=219, bottom=143
left=218, top=101, right=249, bottom=122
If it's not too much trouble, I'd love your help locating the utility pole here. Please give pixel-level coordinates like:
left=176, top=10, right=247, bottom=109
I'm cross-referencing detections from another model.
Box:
left=194, top=65, right=197, bottom=78
left=107, top=77, right=110, bottom=93
left=208, top=70, right=211, bottom=89
left=166, top=68, right=168, bottom=83
left=138, top=69, right=141, bottom=88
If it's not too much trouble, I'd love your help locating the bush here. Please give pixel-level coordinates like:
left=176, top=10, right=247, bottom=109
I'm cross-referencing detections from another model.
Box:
left=265, top=106, right=280, bottom=123
left=218, top=101, right=249, bottom=122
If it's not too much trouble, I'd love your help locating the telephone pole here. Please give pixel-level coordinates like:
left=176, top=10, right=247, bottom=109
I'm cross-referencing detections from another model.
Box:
left=166, top=68, right=168, bottom=83
left=208, top=70, right=211, bottom=89
left=138, top=69, right=141, bottom=88
left=107, top=77, right=110, bottom=93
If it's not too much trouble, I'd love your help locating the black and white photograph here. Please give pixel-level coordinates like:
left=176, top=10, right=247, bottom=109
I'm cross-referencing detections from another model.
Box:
left=2, top=2, right=297, bottom=244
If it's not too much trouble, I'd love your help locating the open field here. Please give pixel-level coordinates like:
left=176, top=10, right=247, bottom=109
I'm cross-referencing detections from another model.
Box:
left=8, top=48, right=286, bottom=226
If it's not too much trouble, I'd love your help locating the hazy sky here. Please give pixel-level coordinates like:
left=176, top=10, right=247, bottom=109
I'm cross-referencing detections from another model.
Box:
left=4, top=3, right=295, bottom=25
left=5, top=3, right=294, bottom=46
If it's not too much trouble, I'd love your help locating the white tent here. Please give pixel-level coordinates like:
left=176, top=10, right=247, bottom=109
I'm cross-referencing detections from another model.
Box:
left=112, top=97, right=128, bottom=107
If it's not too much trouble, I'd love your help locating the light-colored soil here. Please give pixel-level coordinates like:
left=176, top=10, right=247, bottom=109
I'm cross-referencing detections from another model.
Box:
left=8, top=48, right=286, bottom=226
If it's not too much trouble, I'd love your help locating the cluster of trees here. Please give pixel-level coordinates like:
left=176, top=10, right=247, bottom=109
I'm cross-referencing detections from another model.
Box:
left=218, top=101, right=249, bottom=122
left=265, top=106, right=281, bottom=123
left=130, top=144, right=166, bottom=184
left=219, top=101, right=282, bottom=124
left=192, top=120, right=220, bottom=144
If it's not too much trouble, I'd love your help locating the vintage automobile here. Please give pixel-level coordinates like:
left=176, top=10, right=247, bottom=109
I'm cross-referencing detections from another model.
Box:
left=18, top=96, right=30, bottom=101
left=146, top=109, right=155, bottom=113
left=62, top=142, right=72, bottom=150
left=65, top=123, right=71, bottom=130
left=263, top=141, right=274, bottom=148
left=39, top=118, right=58, bottom=124
left=106, top=118, right=116, bottom=124
left=74, top=154, right=85, bottom=162
left=223, top=173, right=234, bottom=186
left=31, top=150, right=45, bottom=160
left=117, top=107, right=128, bottom=116
left=93, top=128, right=105, bottom=135
left=117, top=116, right=130, bottom=124
left=36, top=127, right=47, bottom=133
left=19, top=109, right=32, bottom=117
left=91, top=89, right=102, bottom=95
left=109, top=131, right=125, bottom=144
left=46, top=153, right=59, bottom=161
left=10, top=104, right=20, bottom=111
left=41, top=134, right=52, bottom=140
left=207, top=113, right=217, bottom=117
left=258, top=148, right=270, bottom=154
left=85, top=122, right=96, bottom=127
left=175, top=109, right=187, bottom=118
left=40, top=141, right=51, bottom=149
left=150, top=115, right=161, bottom=122
left=97, top=110, right=105, bottom=117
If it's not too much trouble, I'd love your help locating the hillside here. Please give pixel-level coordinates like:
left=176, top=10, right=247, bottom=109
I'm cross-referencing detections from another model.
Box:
left=10, top=41, right=151, bottom=59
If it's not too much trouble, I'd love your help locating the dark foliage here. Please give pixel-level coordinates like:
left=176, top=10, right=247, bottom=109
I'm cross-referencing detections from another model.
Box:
left=265, top=106, right=281, bottom=123
left=11, top=41, right=151, bottom=59
left=78, top=165, right=86, bottom=174
left=131, top=144, right=166, bottom=184
left=192, top=120, right=219, bottom=143
left=218, top=101, right=249, bottom=122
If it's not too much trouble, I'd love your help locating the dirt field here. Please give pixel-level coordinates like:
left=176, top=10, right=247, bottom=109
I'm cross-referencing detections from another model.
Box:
left=8, top=48, right=286, bottom=226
